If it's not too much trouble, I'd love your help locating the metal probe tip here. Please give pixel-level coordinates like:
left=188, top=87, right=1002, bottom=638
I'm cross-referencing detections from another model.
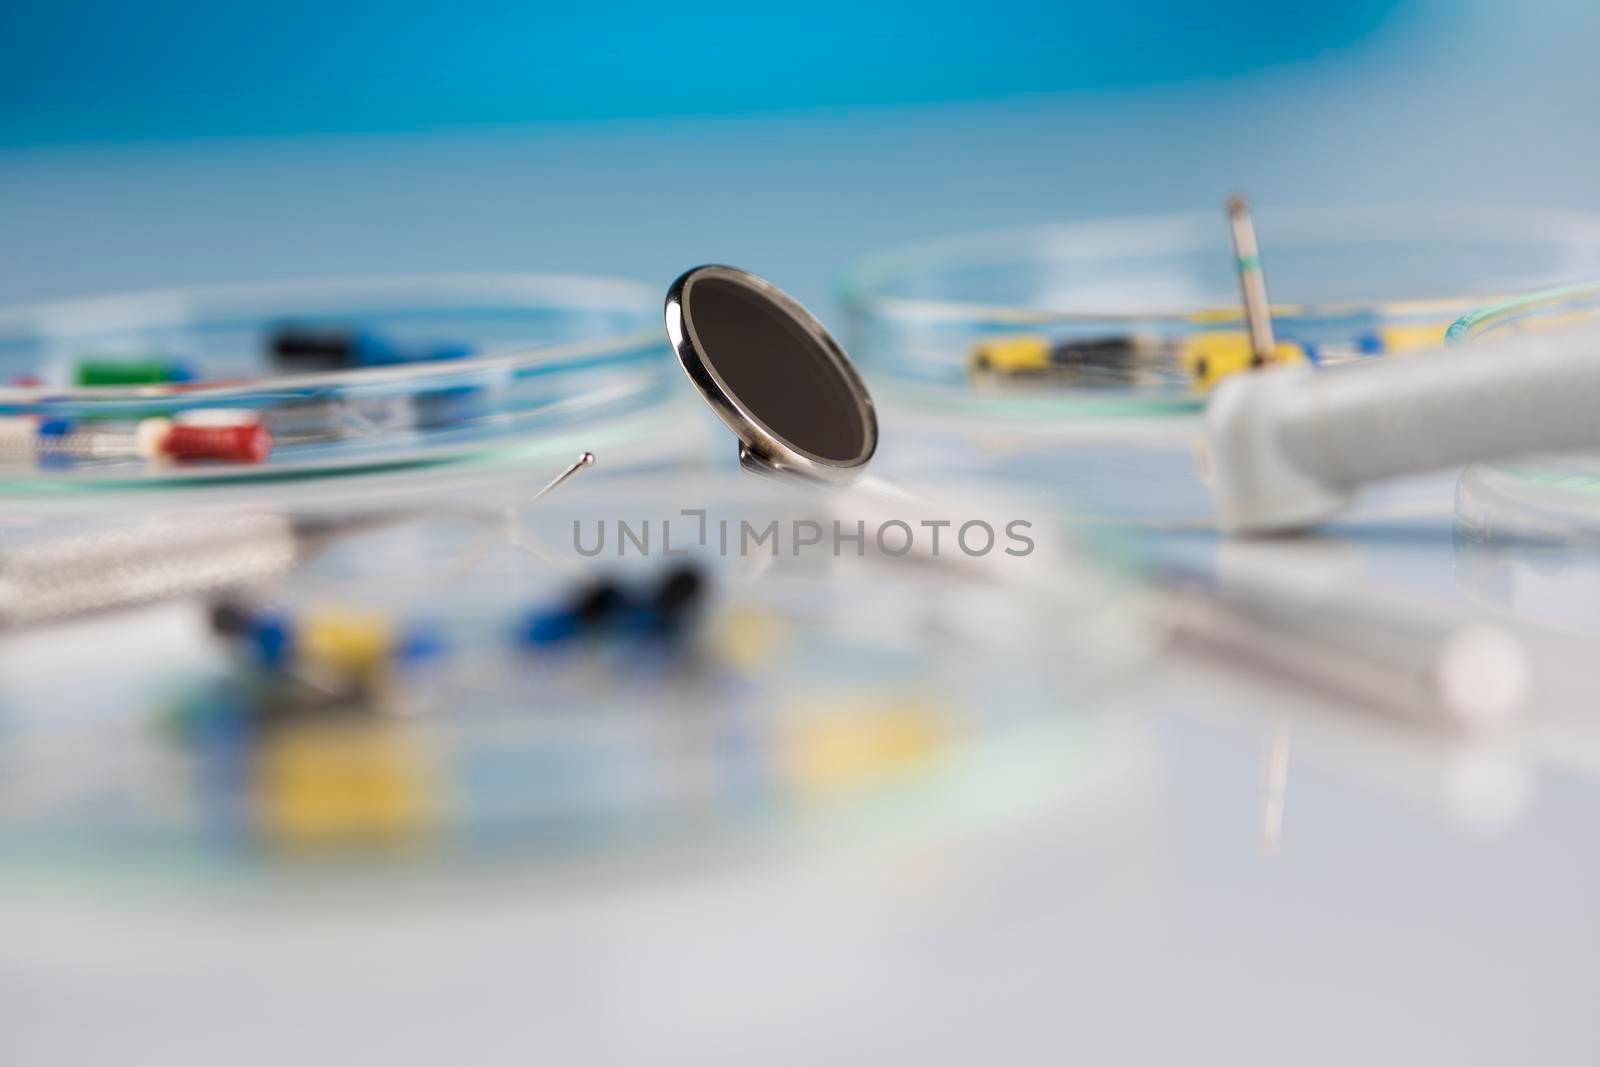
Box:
left=533, top=451, right=596, bottom=501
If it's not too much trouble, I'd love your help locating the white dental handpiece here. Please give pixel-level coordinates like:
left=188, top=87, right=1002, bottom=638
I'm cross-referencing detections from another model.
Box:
left=1206, top=324, right=1600, bottom=534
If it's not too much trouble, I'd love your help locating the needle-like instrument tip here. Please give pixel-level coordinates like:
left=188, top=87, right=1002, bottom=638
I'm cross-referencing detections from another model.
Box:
left=532, top=451, right=596, bottom=501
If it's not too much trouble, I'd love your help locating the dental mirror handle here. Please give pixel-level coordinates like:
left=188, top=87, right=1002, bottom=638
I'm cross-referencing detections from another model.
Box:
left=1207, top=326, right=1600, bottom=533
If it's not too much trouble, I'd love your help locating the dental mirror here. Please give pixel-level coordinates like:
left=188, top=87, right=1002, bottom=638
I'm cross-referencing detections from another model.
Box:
left=665, top=265, right=877, bottom=480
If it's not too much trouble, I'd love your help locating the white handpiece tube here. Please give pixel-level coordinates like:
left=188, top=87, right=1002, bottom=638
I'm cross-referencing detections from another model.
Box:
left=1206, top=325, right=1600, bottom=533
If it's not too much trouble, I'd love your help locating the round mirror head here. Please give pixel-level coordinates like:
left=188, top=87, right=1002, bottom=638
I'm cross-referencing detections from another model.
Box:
left=665, top=265, right=877, bottom=478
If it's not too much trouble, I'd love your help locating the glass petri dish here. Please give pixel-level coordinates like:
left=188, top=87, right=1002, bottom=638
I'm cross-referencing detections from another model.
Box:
left=0, top=465, right=1156, bottom=883
left=0, top=274, right=678, bottom=492
left=1446, top=279, right=1600, bottom=342
left=1449, top=281, right=1600, bottom=622
left=840, top=206, right=1600, bottom=423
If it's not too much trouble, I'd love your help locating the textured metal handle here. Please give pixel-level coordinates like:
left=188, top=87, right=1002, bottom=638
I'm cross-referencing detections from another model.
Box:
left=0, top=512, right=299, bottom=628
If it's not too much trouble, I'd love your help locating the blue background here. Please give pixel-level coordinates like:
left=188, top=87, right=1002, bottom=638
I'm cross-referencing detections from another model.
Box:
left=1, top=1, right=1597, bottom=310
left=2, top=2, right=1402, bottom=143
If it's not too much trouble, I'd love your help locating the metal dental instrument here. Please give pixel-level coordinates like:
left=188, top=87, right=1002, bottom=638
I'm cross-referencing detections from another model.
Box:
left=665, top=265, right=878, bottom=482
left=662, top=263, right=1108, bottom=619
left=533, top=451, right=595, bottom=499
left=0, top=452, right=596, bottom=629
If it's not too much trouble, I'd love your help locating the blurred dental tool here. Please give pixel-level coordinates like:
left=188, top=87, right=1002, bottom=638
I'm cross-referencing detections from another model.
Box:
left=1226, top=195, right=1277, bottom=368
left=1179, top=640, right=1536, bottom=838
left=1155, top=564, right=1530, bottom=732
left=0, top=511, right=303, bottom=629
left=0, top=452, right=595, bottom=629
left=1206, top=322, right=1600, bottom=534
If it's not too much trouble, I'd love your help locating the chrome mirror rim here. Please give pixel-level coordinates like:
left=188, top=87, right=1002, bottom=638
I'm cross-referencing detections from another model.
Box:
left=665, top=264, right=878, bottom=481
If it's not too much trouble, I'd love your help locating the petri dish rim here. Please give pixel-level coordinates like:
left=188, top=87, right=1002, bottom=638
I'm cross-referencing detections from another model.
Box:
left=0, top=272, right=676, bottom=490
left=840, top=204, right=1600, bottom=328
left=1445, top=279, right=1600, bottom=342
left=838, top=205, right=1600, bottom=422
left=0, top=272, right=662, bottom=405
